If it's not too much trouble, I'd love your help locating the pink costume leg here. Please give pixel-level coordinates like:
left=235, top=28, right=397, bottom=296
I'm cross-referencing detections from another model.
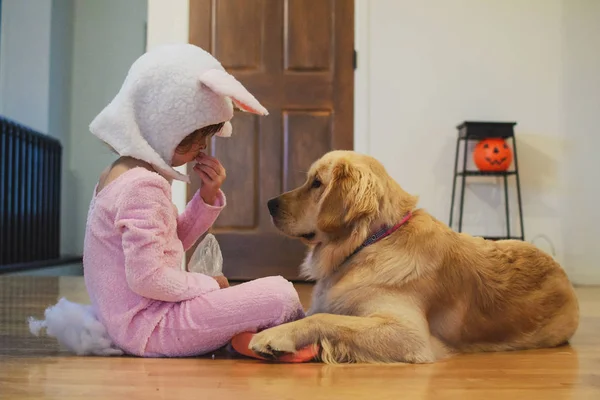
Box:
left=143, top=276, right=305, bottom=357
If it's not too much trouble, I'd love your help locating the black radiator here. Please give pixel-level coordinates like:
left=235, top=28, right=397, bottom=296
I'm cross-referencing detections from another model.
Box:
left=0, top=116, right=62, bottom=268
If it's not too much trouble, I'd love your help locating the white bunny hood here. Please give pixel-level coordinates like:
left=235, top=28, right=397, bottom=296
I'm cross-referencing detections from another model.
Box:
left=89, top=43, right=268, bottom=182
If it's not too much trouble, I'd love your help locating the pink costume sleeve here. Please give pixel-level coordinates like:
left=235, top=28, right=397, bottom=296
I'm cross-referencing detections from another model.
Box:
left=114, top=175, right=222, bottom=302
left=177, top=188, right=226, bottom=251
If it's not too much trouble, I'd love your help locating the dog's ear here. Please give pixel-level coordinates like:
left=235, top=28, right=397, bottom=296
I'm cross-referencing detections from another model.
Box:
left=318, top=159, right=381, bottom=234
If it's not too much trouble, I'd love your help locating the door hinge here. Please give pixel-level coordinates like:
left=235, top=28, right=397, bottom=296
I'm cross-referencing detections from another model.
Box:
left=353, top=50, right=358, bottom=70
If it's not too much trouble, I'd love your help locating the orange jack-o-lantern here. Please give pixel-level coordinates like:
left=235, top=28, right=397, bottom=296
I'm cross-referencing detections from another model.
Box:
left=473, top=138, right=513, bottom=172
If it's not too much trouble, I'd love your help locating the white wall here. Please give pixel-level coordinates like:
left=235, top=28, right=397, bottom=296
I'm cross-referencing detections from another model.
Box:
left=355, top=0, right=600, bottom=284
left=1, top=0, right=74, bottom=254
left=0, top=0, right=52, bottom=133
left=560, top=0, right=600, bottom=284
left=67, top=0, right=147, bottom=253
left=49, top=0, right=74, bottom=145
left=146, top=0, right=190, bottom=213
left=49, top=0, right=75, bottom=255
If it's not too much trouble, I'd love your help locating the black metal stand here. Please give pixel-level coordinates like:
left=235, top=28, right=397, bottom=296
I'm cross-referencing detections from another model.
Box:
left=448, top=121, right=525, bottom=241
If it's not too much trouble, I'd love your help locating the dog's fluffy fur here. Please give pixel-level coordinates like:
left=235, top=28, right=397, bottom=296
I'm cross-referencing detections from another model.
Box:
left=250, top=150, right=579, bottom=364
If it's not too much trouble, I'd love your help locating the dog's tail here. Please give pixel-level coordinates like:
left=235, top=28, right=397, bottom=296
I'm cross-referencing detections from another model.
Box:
left=28, top=297, right=123, bottom=356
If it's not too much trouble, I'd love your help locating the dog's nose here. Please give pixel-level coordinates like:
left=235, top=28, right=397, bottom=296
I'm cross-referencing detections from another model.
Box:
left=267, top=198, right=280, bottom=216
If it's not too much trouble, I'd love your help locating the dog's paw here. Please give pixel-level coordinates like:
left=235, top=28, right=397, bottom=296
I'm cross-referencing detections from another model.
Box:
left=249, top=327, right=298, bottom=360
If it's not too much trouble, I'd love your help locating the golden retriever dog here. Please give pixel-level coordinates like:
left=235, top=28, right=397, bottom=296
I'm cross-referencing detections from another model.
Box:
left=249, top=150, right=579, bottom=363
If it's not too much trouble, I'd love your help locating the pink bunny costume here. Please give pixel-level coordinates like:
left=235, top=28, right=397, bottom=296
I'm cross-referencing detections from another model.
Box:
left=29, top=44, right=304, bottom=357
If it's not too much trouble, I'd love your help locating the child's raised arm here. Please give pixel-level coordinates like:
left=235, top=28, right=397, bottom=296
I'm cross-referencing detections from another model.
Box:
left=115, top=175, right=220, bottom=302
left=177, top=153, right=227, bottom=250
left=177, top=188, right=225, bottom=251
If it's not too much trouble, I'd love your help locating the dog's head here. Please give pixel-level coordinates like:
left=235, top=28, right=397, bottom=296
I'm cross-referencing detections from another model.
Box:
left=267, top=151, right=417, bottom=247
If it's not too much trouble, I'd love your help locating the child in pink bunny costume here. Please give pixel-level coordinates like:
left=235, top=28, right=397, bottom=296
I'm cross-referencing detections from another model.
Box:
left=31, top=44, right=304, bottom=357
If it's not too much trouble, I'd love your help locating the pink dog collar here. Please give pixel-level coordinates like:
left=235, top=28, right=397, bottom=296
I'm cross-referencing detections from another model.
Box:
left=344, top=212, right=413, bottom=263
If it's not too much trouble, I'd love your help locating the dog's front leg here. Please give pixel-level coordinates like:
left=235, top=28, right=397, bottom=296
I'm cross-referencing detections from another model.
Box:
left=249, top=309, right=437, bottom=364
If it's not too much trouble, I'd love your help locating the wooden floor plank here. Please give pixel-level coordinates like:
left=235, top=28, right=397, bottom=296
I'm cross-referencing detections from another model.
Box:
left=0, top=277, right=598, bottom=399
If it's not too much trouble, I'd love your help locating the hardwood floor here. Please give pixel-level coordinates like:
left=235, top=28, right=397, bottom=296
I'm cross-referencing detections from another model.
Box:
left=0, top=276, right=599, bottom=400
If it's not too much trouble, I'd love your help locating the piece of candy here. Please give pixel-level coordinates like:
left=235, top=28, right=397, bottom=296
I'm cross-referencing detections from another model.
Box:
left=231, top=331, right=319, bottom=363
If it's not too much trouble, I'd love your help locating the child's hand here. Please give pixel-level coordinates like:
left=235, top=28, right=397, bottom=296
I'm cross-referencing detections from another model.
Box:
left=193, top=154, right=226, bottom=205
left=213, top=275, right=229, bottom=289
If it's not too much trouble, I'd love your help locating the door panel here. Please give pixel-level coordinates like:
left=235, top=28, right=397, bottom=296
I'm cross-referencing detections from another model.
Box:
left=188, top=0, right=354, bottom=280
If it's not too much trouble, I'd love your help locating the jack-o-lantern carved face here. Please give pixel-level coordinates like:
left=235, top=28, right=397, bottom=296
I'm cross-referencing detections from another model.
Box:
left=473, top=138, right=513, bottom=172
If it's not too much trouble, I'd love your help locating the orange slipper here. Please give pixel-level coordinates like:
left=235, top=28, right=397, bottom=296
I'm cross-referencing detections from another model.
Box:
left=231, top=332, right=319, bottom=363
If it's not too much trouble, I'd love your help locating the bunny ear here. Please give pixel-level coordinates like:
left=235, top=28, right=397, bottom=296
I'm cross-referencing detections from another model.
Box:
left=199, top=69, right=269, bottom=116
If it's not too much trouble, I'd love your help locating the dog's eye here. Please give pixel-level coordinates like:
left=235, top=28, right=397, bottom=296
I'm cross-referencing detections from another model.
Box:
left=311, top=178, right=322, bottom=189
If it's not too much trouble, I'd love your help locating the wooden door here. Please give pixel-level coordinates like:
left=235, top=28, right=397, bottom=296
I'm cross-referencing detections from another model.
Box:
left=187, top=0, right=354, bottom=281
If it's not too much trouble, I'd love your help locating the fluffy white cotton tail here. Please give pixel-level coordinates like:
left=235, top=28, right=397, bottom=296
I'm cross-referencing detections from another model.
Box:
left=28, top=298, right=123, bottom=356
